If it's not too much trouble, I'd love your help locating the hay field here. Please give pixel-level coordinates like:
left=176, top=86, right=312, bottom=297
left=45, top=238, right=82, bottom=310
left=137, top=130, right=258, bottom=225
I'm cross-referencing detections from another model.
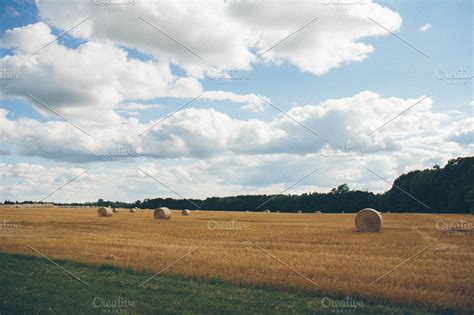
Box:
left=0, top=207, right=472, bottom=312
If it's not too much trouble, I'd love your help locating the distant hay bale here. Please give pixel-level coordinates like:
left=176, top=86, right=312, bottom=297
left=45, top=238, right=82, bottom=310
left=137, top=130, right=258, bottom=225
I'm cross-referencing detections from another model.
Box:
left=112, top=208, right=119, bottom=213
left=130, top=208, right=137, bottom=213
left=154, top=207, right=171, bottom=220
left=182, top=209, right=191, bottom=216
left=263, top=209, right=270, bottom=213
left=315, top=210, right=322, bottom=214
left=98, top=207, right=112, bottom=217
left=355, top=208, right=383, bottom=232
left=297, top=210, right=302, bottom=213
left=276, top=211, right=280, bottom=213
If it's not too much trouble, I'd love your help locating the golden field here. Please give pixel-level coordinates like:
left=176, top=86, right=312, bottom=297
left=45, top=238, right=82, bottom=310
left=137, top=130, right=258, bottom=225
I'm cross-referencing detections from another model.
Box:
left=0, top=207, right=473, bottom=312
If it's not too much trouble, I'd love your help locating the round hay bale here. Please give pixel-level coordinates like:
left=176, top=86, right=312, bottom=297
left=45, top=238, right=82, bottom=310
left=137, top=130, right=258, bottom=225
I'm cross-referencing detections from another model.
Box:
left=112, top=208, right=119, bottom=213
left=130, top=208, right=137, bottom=213
left=182, top=209, right=191, bottom=216
left=355, top=208, right=383, bottom=232
left=297, top=210, right=302, bottom=213
left=98, top=207, right=112, bottom=217
left=154, top=207, right=171, bottom=220
left=263, top=209, right=270, bottom=213
left=276, top=211, right=280, bottom=213
left=315, top=210, right=322, bottom=214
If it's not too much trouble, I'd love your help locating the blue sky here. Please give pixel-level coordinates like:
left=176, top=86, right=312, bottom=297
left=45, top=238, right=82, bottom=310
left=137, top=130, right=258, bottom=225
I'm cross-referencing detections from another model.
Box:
left=0, top=0, right=472, bottom=202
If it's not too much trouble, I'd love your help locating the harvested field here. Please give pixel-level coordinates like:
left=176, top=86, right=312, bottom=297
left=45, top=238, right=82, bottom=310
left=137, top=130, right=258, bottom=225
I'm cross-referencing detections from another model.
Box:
left=0, top=207, right=472, bottom=312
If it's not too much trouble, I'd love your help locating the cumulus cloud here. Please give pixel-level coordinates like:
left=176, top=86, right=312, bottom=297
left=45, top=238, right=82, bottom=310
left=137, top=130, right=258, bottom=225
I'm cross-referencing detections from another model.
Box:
left=1, top=92, right=471, bottom=163
left=0, top=22, right=271, bottom=121
left=0, top=0, right=403, bottom=128
left=35, top=0, right=402, bottom=76
left=0, top=22, right=200, bottom=124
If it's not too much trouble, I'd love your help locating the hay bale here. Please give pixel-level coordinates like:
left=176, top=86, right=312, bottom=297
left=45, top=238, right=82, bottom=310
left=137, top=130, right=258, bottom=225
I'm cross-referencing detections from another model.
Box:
left=130, top=208, right=137, bottom=213
left=112, top=208, right=119, bottom=213
left=182, top=209, right=191, bottom=216
left=276, top=211, right=280, bottom=213
left=297, top=210, right=302, bottom=213
left=98, top=207, right=112, bottom=217
left=315, top=210, right=322, bottom=214
left=355, top=208, right=383, bottom=232
left=263, top=209, right=270, bottom=213
left=154, top=207, right=171, bottom=220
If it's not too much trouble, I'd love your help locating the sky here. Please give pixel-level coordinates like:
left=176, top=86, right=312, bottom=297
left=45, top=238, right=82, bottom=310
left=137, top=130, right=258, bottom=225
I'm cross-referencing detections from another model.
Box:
left=0, top=0, right=472, bottom=203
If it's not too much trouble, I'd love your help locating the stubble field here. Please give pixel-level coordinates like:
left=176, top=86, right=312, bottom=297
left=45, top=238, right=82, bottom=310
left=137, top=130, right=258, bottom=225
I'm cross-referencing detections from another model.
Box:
left=0, top=207, right=472, bottom=313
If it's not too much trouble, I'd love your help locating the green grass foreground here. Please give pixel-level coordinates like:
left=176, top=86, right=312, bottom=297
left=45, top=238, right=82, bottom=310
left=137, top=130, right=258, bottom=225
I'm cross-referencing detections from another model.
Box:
left=0, top=252, right=441, bottom=314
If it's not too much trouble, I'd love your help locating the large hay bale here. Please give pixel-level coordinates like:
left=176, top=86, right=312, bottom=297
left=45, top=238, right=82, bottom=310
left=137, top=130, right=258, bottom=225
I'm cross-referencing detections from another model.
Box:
left=182, top=209, right=191, bottom=216
left=98, top=207, right=112, bottom=217
left=154, top=207, right=171, bottom=220
left=355, top=208, right=383, bottom=232
left=130, top=208, right=137, bottom=213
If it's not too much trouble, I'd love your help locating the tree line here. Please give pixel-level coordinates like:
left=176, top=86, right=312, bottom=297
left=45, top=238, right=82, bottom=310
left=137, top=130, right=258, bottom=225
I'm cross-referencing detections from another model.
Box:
left=5, top=157, right=473, bottom=214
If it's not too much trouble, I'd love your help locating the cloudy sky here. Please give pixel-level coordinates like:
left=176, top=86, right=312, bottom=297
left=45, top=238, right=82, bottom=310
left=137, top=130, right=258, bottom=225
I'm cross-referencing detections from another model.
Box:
left=0, top=0, right=472, bottom=203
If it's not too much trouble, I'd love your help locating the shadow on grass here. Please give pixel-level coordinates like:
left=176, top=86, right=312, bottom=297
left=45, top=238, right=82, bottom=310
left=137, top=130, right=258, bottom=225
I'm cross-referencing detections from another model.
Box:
left=0, top=251, right=444, bottom=314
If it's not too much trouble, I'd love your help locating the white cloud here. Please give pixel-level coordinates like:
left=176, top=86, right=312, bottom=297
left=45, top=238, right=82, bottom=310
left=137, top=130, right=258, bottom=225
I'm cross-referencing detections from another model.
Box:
left=231, top=1, right=402, bottom=75
left=1, top=92, right=471, bottom=163
left=0, top=163, right=90, bottom=201
left=1, top=22, right=56, bottom=53
left=419, top=23, right=432, bottom=32
left=35, top=0, right=402, bottom=76
left=0, top=22, right=199, bottom=124
left=0, top=22, right=270, bottom=121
